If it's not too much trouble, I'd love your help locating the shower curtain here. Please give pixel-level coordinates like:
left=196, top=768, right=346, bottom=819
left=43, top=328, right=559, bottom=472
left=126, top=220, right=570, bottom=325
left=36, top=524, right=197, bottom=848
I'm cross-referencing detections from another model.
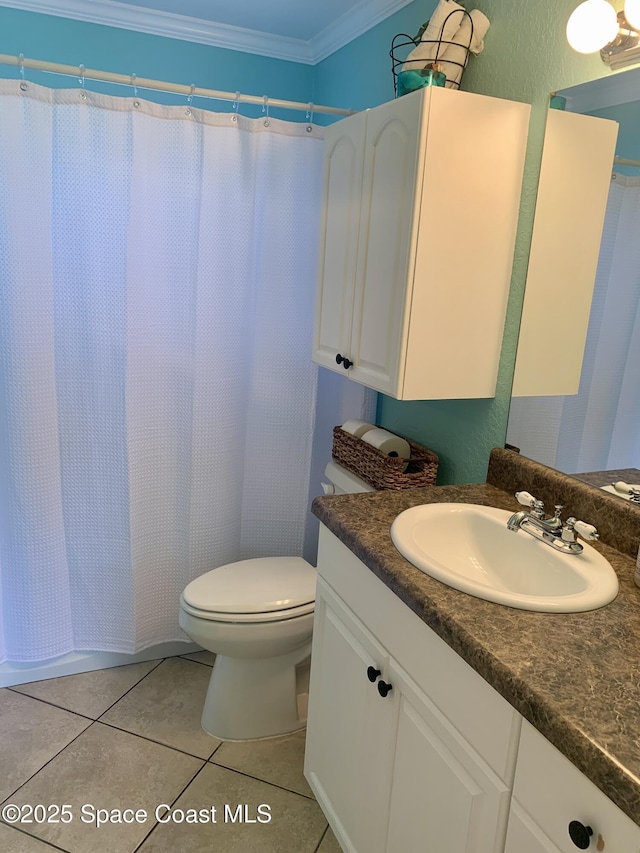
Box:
left=507, top=173, right=640, bottom=472
left=0, top=80, right=370, bottom=663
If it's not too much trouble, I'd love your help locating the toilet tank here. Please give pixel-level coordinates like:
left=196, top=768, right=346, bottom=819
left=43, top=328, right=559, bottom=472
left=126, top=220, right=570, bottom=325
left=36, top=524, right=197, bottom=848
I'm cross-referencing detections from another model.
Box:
left=323, top=460, right=376, bottom=495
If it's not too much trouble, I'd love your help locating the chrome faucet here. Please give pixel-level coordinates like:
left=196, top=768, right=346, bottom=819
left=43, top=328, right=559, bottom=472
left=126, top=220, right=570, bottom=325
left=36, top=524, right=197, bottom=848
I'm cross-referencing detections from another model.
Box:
left=507, top=491, right=599, bottom=555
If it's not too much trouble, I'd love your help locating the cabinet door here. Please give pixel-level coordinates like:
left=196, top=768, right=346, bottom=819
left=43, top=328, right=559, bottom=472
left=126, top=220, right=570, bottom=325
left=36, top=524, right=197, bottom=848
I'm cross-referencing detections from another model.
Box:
left=349, top=93, right=422, bottom=395
left=313, top=111, right=366, bottom=374
left=510, top=721, right=640, bottom=853
left=384, top=660, right=511, bottom=853
left=304, top=582, right=395, bottom=853
left=505, top=800, right=562, bottom=853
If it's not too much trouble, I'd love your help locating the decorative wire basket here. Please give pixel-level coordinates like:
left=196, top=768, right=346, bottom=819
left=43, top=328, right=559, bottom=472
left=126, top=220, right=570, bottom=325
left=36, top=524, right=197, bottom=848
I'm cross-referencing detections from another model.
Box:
left=332, top=426, right=438, bottom=491
left=390, top=8, right=474, bottom=95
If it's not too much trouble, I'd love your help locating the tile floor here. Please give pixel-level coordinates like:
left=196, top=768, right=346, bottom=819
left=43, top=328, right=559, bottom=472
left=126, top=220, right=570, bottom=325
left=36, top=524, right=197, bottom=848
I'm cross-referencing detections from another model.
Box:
left=0, top=652, right=342, bottom=852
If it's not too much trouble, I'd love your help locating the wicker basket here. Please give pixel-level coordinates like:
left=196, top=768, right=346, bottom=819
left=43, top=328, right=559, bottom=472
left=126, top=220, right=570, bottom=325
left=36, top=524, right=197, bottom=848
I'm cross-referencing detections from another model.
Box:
left=332, top=426, right=438, bottom=491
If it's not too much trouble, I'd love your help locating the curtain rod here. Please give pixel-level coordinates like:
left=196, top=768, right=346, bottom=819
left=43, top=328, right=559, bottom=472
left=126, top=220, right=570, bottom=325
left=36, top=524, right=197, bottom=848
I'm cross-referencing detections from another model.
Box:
left=0, top=53, right=354, bottom=117
left=614, top=155, right=640, bottom=167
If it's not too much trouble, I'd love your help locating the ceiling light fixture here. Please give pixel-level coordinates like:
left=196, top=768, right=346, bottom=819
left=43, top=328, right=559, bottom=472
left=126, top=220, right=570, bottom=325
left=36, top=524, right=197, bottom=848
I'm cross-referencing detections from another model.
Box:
left=600, top=8, right=640, bottom=68
left=566, top=0, right=619, bottom=53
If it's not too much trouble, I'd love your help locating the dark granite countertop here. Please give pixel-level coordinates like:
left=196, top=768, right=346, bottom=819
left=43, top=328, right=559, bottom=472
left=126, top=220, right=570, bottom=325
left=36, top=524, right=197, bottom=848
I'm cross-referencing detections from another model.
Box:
left=312, top=478, right=640, bottom=826
left=575, top=468, right=640, bottom=490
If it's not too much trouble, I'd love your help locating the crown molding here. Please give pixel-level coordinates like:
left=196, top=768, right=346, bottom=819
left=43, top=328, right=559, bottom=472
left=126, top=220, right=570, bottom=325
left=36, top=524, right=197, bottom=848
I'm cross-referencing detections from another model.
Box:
left=0, top=0, right=413, bottom=64
left=310, top=0, right=415, bottom=64
left=0, top=0, right=315, bottom=63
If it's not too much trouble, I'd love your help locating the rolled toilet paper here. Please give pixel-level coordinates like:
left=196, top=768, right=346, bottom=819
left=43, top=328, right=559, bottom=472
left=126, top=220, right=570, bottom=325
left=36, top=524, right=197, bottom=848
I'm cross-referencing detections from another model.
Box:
left=341, top=419, right=376, bottom=439
left=361, top=428, right=411, bottom=468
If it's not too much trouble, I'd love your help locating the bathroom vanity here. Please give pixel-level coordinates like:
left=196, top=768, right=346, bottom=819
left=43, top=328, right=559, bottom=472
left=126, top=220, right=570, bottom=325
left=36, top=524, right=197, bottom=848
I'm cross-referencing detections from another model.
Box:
left=305, top=449, right=640, bottom=852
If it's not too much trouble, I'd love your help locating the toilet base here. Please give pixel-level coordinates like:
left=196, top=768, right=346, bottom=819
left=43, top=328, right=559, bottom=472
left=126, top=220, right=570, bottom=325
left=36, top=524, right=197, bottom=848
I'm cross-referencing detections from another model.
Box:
left=201, top=642, right=312, bottom=740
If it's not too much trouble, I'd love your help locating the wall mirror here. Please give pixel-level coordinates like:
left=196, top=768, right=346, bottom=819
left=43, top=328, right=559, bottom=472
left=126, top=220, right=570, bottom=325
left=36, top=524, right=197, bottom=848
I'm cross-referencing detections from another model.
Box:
left=507, top=65, right=640, bottom=496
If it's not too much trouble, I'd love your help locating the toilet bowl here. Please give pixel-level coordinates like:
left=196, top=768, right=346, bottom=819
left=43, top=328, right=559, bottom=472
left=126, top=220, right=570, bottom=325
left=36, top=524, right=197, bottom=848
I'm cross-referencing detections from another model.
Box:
left=179, top=460, right=375, bottom=741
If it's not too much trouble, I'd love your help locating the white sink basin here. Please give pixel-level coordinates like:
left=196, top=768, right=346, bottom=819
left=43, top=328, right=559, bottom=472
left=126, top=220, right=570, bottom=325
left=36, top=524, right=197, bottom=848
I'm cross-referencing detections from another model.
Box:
left=390, top=503, right=618, bottom=613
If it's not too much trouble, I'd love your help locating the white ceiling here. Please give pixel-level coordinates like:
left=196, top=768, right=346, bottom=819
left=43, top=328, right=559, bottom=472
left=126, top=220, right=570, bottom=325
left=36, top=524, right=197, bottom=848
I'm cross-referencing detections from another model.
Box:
left=1, top=0, right=415, bottom=63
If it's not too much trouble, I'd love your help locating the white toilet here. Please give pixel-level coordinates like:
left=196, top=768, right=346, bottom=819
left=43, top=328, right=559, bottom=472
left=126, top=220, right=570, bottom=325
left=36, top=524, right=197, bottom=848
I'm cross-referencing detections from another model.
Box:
left=179, top=460, right=374, bottom=741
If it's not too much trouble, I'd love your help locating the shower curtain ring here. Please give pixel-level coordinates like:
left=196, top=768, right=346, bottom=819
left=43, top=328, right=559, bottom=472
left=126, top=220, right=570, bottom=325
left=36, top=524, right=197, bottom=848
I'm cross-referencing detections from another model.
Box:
left=263, top=95, right=270, bottom=127
left=78, top=64, right=87, bottom=100
left=18, top=53, right=28, bottom=91
left=306, top=102, right=314, bottom=133
left=131, top=73, right=140, bottom=107
left=231, top=91, right=241, bottom=122
left=185, top=82, right=195, bottom=115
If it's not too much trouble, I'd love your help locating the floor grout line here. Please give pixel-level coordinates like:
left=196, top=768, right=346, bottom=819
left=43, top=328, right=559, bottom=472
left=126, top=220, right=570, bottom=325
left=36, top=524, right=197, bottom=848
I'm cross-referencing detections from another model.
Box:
left=95, top=719, right=217, bottom=762
left=132, top=761, right=210, bottom=852
left=207, top=760, right=317, bottom=801
left=177, top=654, right=215, bottom=669
left=5, top=688, right=97, bottom=723
left=0, top=720, right=97, bottom=807
left=1, top=822, right=73, bottom=852
left=314, top=823, right=331, bottom=852
left=94, top=657, right=166, bottom=719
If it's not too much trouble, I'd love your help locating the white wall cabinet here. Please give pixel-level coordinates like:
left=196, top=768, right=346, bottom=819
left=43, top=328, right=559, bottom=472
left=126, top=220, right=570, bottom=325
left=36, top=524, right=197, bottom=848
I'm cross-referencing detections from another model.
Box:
left=305, top=525, right=640, bottom=853
left=312, top=87, right=530, bottom=400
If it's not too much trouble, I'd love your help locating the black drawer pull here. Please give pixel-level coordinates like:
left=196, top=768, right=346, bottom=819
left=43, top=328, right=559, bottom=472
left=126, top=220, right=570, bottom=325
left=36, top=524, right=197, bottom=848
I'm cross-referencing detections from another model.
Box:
left=377, top=680, right=393, bottom=698
left=568, top=820, right=593, bottom=849
left=366, top=666, right=381, bottom=683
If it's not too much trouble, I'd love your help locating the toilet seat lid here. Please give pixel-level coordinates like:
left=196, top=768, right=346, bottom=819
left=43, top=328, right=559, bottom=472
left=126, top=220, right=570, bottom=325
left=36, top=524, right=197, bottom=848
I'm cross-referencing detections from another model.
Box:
left=182, top=557, right=316, bottom=615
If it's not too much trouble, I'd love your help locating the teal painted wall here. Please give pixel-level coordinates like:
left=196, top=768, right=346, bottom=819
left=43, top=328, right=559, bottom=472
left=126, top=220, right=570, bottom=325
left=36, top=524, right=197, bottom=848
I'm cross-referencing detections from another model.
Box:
left=0, top=6, right=314, bottom=120
left=316, top=0, right=611, bottom=484
left=0, top=1, right=623, bottom=483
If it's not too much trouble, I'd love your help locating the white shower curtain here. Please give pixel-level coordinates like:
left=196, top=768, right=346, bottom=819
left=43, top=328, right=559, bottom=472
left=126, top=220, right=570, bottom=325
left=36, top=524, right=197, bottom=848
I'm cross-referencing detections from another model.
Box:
left=0, top=80, right=370, bottom=663
left=507, top=174, right=640, bottom=473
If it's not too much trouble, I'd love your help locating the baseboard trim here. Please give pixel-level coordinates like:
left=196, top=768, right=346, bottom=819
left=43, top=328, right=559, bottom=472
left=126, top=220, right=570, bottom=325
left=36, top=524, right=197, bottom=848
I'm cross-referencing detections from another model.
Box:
left=0, top=641, right=200, bottom=687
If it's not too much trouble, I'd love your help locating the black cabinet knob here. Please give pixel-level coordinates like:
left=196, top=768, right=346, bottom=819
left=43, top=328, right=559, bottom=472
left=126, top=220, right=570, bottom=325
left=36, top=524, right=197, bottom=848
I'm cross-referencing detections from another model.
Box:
left=367, top=666, right=381, bottom=683
left=568, top=821, right=593, bottom=849
left=335, top=353, right=353, bottom=370
left=377, top=680, right=393, bottom=698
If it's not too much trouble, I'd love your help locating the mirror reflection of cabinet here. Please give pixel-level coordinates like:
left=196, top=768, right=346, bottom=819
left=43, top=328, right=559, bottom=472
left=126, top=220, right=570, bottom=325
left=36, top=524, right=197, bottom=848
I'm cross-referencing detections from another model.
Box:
left=507, top=67, right=640, bottom=478
left=511, top=109, right=618, bottom=397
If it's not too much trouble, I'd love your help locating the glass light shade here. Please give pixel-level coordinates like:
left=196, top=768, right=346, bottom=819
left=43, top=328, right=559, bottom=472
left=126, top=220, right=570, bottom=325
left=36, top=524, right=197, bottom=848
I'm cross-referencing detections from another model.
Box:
left=566, top=0, right=619, bottom=53
left=625, top=0, right=640, bottom=30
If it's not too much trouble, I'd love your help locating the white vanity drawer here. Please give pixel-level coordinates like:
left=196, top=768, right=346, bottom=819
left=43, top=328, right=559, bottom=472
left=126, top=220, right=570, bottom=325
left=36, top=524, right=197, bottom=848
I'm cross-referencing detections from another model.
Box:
left=511, top=720, right=640, bottom=852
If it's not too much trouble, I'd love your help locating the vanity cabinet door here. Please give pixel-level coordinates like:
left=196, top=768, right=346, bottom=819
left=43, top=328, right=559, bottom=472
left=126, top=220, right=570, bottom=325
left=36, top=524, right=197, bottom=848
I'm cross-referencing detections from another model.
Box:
left=504, top=800, right=562, bottom=853
left=384, top=659, right=511, bottom=853
left=506, top=721, right=640, bottom=853
left=304, top=580, right=395, bottom=853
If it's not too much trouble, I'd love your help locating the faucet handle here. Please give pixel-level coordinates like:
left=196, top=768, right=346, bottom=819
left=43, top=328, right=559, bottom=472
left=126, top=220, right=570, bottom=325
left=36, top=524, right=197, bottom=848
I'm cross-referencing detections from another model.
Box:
left=573, top=520, right=599, bottom=541
left=515, top=491, right=545, bottom=519
left=515, top=491, right=538, bottom=507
